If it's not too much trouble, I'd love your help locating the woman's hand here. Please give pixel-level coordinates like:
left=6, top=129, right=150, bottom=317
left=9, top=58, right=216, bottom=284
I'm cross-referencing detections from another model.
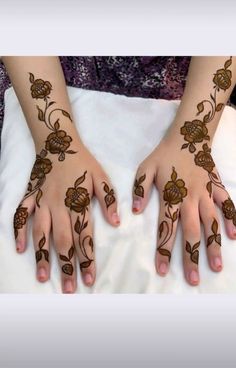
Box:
left=132, top=137, right=236, bottom=286
left=13, top=142, right=120, bottom=293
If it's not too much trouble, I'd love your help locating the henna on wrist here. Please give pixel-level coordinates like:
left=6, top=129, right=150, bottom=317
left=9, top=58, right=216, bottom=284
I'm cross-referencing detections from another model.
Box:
left=180, top=57, right=232, bottom=153
left=29, top=72, right=77, bottom=161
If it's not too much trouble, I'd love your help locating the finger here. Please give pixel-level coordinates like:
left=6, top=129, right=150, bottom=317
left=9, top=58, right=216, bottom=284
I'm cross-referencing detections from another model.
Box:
left=51, top=209, right=77, bottom=294
left=181, top=200, right=201, bottom=286
left=213, top=185, right=236, bottom=239
left=33, top=205, right=51, bottom=282
left=13, top=196, right=35, bottom=253
left=132, top=164, right=155, bottom=214
left=71, top=207, right=96, bottom=287
left=155, top=196, right=180, bottom=276
left=199, top=196, right=223, bottom=272
left=92, top=171, right=120, bottom=227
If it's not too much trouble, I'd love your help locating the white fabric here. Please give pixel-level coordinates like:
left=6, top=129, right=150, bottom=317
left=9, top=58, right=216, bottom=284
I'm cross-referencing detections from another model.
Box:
left=1, top=86, right=236, bottom=293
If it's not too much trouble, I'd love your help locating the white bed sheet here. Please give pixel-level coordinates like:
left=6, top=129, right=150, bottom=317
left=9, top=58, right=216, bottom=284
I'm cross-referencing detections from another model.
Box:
left=1, top=86, right=236, bottom=293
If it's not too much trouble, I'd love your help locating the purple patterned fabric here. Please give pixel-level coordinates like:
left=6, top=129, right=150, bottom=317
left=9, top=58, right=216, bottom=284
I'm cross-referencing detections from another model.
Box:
left=0, top=56, right=192, bottom=141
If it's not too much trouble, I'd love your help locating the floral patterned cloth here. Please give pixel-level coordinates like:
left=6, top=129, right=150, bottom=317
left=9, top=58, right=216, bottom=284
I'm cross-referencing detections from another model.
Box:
left=0, top=56, right=235, bottom=145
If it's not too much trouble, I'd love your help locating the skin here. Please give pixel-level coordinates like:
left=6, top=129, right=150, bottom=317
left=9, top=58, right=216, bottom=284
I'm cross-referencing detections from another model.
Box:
left=132, top=57, right=236, bottom=286
left=2, top=57, right=120, bottom=293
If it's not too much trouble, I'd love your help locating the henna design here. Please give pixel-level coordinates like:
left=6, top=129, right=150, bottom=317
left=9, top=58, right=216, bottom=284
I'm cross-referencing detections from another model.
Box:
left=222, top=198, right=236, bottom=226
left=207, top=218, right=221, bottom=247
left=59, top=245, right=75, bottom=275
left=23, top=149, right=53, bottom=207
left=194, top=143, right=225, bottom=197
left=181, top=57, right=232, bottom=153
left=157, top=167, right=188, bottom=261
left=13, top=204, right=28, bottom=239
left=103, top=182, right=115, bottom=208
left=179, top=58, right=236, bottom=226
left=134, top=174, right=146, bottom=198
left=185, top=241, right=200, bottom=264
left=64, top=171, right=94, bottom=270
left=29, top=72, right=76, bottom=161
left=35, top=234, right=49, bottom=263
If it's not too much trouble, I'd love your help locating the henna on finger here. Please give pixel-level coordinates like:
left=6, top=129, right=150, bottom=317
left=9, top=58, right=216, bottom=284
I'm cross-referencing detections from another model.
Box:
left=134, top=174, right=146, bottom=198
left=207, top=218, right=221, bottom=247
left=185, top=241, right=200, bottom=264
left=29, top=72, right=77, bottom=161
left=59, top=245, right=75, bottom=275
left=35, top=233, right=49, bottom=263
left=24, top=149, right=53, bottom=207
left=157, top=167, right=188, bottom=261
left=13, top=204, right=28, bottom=239
left=179, top=57, right=236, bottom=227
left=102, top=182, right=115, bottom=208
left=222, top=198, right=236, bottom=226
left=64, top=171, right=94, bottom=270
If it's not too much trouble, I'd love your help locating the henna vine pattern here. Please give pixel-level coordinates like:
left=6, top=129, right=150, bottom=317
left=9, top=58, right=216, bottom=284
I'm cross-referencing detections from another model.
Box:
left=59, top=245, right=75, bottom=275
left=207, top=218, right=221, bottom=247
left=180, top=57, right=236, bottom=227
left=157, top=167, right=188, bottom=261
left=13, top=204, right=28, bottom=239
left=134, top=174, right=146, bottom=198
left=103, top=182, right=115, bottom=208
left=185, top=241, right=200, bottom=264
left=35, top=234, right=49, bottom=263
left=64, top=171, right=94, bottom=270
left=194, top=143, right=225, bottom=197
left=24, top=149, right=53, bottom=207
left=29, top=72, right=76, bottom=161
left=181, top=57, right=232, bottom=153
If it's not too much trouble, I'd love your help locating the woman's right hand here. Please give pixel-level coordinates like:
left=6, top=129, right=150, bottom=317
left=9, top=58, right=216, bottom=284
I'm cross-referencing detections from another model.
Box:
left=13, top=142, right=120, bottom=293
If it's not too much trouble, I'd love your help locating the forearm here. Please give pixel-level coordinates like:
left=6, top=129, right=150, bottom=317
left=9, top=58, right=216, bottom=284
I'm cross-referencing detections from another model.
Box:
left=2, top=56, right=81, bottom=154
left=165, top=56, right=236, bottom=150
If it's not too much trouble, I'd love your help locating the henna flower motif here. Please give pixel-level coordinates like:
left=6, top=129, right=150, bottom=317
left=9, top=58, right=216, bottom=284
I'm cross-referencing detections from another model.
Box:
left=194, top=143, right=215, bottom=173
left=213, top=58, right=232, bottom=91
left=65, top=171, right=90, bottom=213
left=163, top=167, right=187, bottom=206
left=13, top=205, right=28, bottom=239
left=222, top=198, right=236, bottom=226
left=29, top=73, right=52, bottom=99
left=30, top=155, right=53, bottom=180
left=181, top=120, right=209, bottom=145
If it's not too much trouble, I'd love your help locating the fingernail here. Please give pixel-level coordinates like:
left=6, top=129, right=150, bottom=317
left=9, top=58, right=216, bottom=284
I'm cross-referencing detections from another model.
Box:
left=112, top=212, right=120, bottom=225
left=159, top=262, right=167, bottom=275
left=132, top=199, right=141, bottom=213
left=64, top=279, right=73, bottom=293
left=37, top=267, right=47, bottom=281
left=83, top=273, right=93, bottom=286
left=189, top=270, right=199, bottom=284
left=16, top=241, right=23, bottom=252
left=214, top=256, right=222, bottom=270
